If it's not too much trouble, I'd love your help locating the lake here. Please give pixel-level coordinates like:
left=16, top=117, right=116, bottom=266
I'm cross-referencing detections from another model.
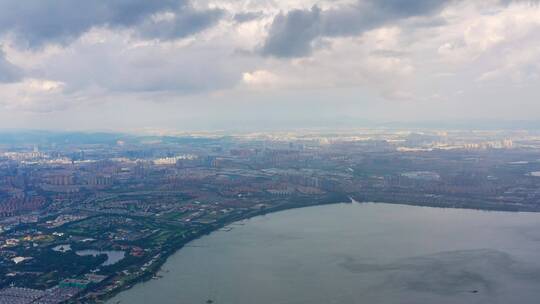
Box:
left=76, top=249, right=125, bottom=266
left=108, top=202, right=540, bottom=304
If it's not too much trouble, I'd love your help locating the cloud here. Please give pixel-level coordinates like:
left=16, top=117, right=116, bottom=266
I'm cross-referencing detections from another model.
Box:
left=0, top=0, right=223, bottom=48
left=137, top=8, right=224, bottom=40
left=252, top=24, right=415, bottom=98
left=261, top=0, right=451, bottom=57
left=19, top=27, right=254, bottom=101
left=433, top=0, right=540, bottom=84
left=234, top=11, right=264, bottom=23
left=0, top=49, right=22, bottom=82
left=1, top=0, right=540, bottom=122
left=26, top=79, right=65, bottom=92
left=0, top=78, right=68, bottom=112
left=261, top=6, right=323, bottom=57
left=242, top=69, right=279, bottom=86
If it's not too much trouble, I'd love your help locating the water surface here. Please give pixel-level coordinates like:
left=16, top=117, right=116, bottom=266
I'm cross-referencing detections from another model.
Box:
left=76, top=249, right=125, bottom=266
left=52, top=244, right=71, bottom=252
left=109, top=202, right=540, bottom=304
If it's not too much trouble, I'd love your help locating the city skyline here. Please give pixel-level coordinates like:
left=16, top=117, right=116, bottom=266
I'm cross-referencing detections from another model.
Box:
left=3, top=2, right=540, bottom=303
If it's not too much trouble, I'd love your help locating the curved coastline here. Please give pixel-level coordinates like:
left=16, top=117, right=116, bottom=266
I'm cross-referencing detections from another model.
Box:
left=96, top=194, right=352, bottom=303
left=97, top=194, right=539, bottom=303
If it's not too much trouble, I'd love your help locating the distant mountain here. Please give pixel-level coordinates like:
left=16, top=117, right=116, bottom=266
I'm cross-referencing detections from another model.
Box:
left=0, top=130, right=129, bottom=145
left=0, top=130, right=227, bottom=146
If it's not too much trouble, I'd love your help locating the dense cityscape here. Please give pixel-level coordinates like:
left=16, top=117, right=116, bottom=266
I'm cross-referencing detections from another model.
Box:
left=1, top=0, right=539, bottom=302
left=1, top=129, right=540, bottom=303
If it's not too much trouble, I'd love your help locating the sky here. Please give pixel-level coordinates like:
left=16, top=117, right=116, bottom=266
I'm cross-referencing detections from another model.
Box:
left=0, top=0, right=539, bottom=133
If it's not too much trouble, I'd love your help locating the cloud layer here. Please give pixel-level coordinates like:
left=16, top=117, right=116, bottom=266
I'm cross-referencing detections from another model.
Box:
left=0, top=0, right=539, bottom=130
left=0, top=49, right=21, bottom=82
left=261, top=0, right=451, bottom=57
left=0, top=0, right=222, bottom=47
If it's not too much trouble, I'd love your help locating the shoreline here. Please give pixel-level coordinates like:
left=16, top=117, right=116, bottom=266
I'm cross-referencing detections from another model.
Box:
left=93, top=194, right=539, bottom=303
left=92, top=194, right=350, bottom=303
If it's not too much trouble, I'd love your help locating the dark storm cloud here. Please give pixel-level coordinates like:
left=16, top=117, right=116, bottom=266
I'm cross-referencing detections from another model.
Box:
left=262, top=0, right=453, bottom=57
left=0, top=0, right=223, bottom=48
left=261, top=6, right=323, bottom=58
left=0, top=49, right=22, bottom=83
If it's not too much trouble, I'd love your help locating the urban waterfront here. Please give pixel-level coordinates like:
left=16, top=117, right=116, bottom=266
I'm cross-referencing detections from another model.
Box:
left=3, top=0, right=540, bottom=302
left=108, top=202, right=540, bottom=304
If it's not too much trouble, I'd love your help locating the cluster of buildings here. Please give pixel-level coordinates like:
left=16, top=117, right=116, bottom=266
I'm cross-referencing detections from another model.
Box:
left=0, top=285, right=81, bottom=304
left=0, top=129, right=540, bottom=301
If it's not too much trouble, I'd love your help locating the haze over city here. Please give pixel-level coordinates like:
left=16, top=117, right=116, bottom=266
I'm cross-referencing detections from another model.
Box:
left=0, top=0, right=539, bottom=131
left=2, top=1, right=540, bottom=304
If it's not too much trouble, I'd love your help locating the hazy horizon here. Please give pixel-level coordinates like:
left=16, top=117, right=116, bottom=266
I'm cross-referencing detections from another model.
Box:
left=2, top=2, right=540, bottom=302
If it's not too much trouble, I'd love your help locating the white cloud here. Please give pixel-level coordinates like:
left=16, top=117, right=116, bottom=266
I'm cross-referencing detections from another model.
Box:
left=0, top=78, right=69, bottom=111
left=26, top=79, right=65, bottom=92
left=0, top=0, right=540, bottom=127
left=242, top=70, right=278, bottom=86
